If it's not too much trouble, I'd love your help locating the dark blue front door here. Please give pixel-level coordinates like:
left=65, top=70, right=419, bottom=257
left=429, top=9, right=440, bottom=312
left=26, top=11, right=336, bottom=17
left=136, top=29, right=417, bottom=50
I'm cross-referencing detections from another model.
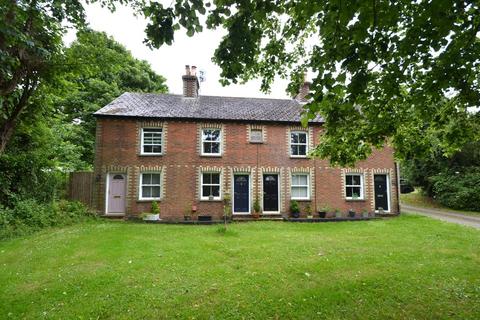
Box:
left=234, top=175, right=249, bottom=213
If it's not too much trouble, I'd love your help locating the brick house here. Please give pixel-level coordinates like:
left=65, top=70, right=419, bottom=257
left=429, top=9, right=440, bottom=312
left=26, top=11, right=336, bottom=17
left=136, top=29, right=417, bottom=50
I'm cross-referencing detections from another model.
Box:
left=93, top=66, right=399, bottom=220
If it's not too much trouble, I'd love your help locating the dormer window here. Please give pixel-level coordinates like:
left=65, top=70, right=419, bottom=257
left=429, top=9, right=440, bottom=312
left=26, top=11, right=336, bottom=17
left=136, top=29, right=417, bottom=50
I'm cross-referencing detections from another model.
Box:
left=201, top=128, right=221, bottom=156
left=141, top=128, right=163, bottom=155
left=290, top=131, right=308, bottom=157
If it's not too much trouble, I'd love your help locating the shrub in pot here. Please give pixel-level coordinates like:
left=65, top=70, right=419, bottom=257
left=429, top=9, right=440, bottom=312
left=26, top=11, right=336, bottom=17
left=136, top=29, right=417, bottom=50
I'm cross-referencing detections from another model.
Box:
left=334, top=208, right=342, bottom=218
left=318, top=204, right=331, bottom=218
left=290, top=200, right=300, bottom=218
left=362, top=209, right=369, bottom=218
left=348, top=209, right=356, bottom=218
left=142, top=201, right=160, bottom=221
left=305, top=204, right=313, bottom=219
left=184, top=204, right=192, bottom=221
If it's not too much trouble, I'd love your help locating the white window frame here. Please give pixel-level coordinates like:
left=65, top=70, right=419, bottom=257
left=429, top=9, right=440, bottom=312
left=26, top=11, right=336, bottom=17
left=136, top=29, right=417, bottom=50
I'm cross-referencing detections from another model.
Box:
left=345, top=173, right=364, bottom=200
left=200, top=172, right=222, bottom=200
left=139, top=172, right=162, bottom=200
left=140, top=128, right=163, bottom=155
left=291, top=173, right=310, bottom=200
left=290, top=131, right=308, bottom=158
left=201, top=128, right=222, bottom=156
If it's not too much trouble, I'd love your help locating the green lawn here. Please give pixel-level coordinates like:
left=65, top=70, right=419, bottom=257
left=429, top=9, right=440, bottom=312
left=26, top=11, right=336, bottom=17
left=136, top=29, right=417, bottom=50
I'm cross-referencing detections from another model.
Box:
left=1, top=216, right=480, bottom=319
left=401, top=190, right=480, bottom=217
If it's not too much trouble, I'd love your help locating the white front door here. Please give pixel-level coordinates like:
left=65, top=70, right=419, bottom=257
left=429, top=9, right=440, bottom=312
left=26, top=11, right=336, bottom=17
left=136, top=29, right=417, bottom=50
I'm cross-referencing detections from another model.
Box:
left=107, top=174, right=126, bottom=214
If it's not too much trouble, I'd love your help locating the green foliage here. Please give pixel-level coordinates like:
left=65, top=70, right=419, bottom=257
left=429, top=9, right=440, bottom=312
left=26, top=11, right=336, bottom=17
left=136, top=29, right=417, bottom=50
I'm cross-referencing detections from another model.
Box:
left=141, top=0, right=480, bottom=166
left=151, top=201, right=160, bottom=214
left=289, top=200, right=300, bottom=214
left=431, top=169, right=480, bottom=211
left=0, top=199, right=96, bottom=240
left=253, top=198, right=261, bottom=213
left=305, top=204, right=312, bottom=215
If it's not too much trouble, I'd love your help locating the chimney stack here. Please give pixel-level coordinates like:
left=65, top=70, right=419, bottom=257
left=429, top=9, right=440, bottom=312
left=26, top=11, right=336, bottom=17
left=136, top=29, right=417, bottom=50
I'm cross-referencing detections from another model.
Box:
left=295, top=72, right=311, bottom=102
left=182, top=65, right=200, bottom=98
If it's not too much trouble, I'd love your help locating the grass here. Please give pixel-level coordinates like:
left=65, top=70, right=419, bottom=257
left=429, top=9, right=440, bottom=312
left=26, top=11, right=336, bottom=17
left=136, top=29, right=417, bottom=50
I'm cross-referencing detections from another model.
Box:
left=1, top=216, right=480, bottom=319
left=401, top=190, right=480, bottom=217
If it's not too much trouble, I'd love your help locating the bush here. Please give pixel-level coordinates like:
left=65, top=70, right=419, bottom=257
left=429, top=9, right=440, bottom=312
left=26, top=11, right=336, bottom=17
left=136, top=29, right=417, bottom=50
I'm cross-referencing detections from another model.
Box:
left=290, top=200, right=300, bottom=214
left=0, top=199, right=96, bottom=240
left=431, top=168, right=480, bottom=211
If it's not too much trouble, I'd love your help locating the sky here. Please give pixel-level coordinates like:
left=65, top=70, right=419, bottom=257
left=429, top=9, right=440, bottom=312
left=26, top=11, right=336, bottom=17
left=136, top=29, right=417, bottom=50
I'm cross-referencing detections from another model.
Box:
left=64, top=3, right=291, bottom=99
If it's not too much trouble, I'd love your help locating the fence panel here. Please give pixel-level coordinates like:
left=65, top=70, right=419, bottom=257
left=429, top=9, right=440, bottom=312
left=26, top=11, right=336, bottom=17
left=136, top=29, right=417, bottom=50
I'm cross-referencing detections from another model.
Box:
left=68, top=171, right=94, bottom=208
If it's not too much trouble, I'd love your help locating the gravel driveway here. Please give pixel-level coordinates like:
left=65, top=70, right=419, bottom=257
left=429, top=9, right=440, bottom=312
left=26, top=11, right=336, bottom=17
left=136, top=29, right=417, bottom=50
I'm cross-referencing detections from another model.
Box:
left=401, top=204, right=480, bottom=229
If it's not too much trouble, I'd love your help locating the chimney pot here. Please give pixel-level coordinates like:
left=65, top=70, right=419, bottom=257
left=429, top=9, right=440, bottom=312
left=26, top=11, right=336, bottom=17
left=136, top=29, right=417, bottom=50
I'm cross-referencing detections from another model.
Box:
left=182, top=64, right=200, bottom=98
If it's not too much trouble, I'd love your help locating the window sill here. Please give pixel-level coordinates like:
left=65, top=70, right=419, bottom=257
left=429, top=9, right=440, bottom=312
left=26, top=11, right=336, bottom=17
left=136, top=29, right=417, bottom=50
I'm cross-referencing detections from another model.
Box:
left=200, top=154, right=222, bottom=158
left=290, top=156, right=308, bottom=159
left=291, top=198, right=311, bottom=202
left=199, top=199, right=222, bottom=202
left=249, top=141, right=264, bottom=144
left=345, top=198, right=366, bottom=202
left=139, top=153, right=163, bottom=157
left=137, top=199, right=162, bottom=203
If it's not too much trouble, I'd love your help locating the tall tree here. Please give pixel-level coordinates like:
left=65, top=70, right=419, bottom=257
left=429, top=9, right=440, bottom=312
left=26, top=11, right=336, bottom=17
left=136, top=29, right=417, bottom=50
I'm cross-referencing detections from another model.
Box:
left=52, top=29, right=168, bottom=168
left=140, top=0, right=480, bottom=166
left=0, top=0, right=140, bottom=154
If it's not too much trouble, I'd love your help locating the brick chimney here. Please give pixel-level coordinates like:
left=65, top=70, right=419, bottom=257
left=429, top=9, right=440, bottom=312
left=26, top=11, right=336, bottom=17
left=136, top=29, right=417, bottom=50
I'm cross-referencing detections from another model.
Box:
left=182, top=65, right=200, bottom=98
left=294, top=73, right=311, bottom=102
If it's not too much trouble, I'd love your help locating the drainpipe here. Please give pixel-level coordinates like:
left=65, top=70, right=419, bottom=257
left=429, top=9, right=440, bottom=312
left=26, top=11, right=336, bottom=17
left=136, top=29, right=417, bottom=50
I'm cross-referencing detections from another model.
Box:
left=395, top=162, right=401, bottom=214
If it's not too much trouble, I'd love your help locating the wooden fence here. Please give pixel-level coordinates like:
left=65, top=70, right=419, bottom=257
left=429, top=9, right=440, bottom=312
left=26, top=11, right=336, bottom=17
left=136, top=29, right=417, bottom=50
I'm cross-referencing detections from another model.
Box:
left=68, top=171, right=94, bottom=208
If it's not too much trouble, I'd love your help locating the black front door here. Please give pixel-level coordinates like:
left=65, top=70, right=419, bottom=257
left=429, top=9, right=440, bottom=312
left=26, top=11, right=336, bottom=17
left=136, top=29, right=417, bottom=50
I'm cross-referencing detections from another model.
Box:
left=234, top=175, right=249, bottom=213
left=263, top=174, right=279, bottom=212
left=374, top=174, right=389, bottom=211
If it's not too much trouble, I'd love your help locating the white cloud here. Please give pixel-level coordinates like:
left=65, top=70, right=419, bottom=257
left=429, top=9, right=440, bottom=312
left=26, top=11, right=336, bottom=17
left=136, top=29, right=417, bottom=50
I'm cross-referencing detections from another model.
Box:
left=64, top=3, right=291, bottom=99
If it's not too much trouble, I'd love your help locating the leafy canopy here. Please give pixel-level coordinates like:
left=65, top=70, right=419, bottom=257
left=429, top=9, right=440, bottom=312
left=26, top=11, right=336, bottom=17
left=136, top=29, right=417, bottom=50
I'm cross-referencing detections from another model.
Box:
left=141, top=0, right=480, bottom=166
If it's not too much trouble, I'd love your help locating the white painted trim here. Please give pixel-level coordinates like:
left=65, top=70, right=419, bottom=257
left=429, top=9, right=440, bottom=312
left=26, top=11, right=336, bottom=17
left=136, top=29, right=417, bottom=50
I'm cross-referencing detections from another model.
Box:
left=200, top=128, right=222, bottom=156
left=138, top=172, right=162, bottom=201
left=262, top=173, right=280, bottom=214
left=374, top=174, right=391, bottom=213
left=140, top=128, right=163, bottom=156
left=232, top=173, right=251, bottom=215
left=200, top=171, right=222, bottom=201
left=105, top=173, right=126, bottom=215
left=345, top=173, right=365, bottom=200
left=289, top=130, right=309, bottom=157
left=291, top=173, right=310, bottom=201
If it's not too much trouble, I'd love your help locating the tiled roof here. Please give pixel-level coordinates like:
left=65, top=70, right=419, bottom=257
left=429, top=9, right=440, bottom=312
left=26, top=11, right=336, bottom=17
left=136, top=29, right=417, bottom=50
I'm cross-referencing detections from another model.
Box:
left=94, top=92, right=323, bottom=123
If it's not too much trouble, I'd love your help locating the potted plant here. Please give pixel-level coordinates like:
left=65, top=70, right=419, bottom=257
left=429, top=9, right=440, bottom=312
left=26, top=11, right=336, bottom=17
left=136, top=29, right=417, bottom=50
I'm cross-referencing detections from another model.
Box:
left=318, top=204, right=331, bottom=218
left=290, top=200, right=300, bottom=218
left=362, top=209, right=369, bottom=218
left=334, top=208, right=342, bottom=218
left=305, top=204, right=313, bottom=219
left=142, top=201, right=161, bottom=221
left=348, top=209, right=356, bottom=218
left=252, top=198, right=261, bottom=219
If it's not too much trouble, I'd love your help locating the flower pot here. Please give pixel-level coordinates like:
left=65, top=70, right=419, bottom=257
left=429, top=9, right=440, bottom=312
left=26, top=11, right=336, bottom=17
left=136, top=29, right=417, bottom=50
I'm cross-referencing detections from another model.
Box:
left=362, top=212, right=369, bottom=218
left=143, top=214, right=160, bottom=221
left=292, top=212, right=300, bottom=219
left=184, top=215, right=191, bottom=221
left=318, top=211, right=326, bottom=218
left=307, top=215, right=313, bottom=219
left=348, top=210, right=356, bottom=218
left=335, top=212, right=342, bottom=218
left=252, top=212, right=260, bottom=219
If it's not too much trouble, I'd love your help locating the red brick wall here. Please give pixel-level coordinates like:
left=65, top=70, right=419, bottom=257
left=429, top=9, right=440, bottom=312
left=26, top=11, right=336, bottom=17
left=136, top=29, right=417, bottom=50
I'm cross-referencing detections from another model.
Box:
left=93, top=118, right=399, bottom=220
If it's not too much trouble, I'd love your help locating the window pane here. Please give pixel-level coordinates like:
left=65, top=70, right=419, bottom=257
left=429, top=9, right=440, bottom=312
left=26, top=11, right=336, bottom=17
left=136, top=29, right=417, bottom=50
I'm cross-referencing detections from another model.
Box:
left=298, top=133, right=307, bottom=143
left=151, top=174, right=160, bottom=184
left=142, top=186, right=151, bottom=198
left=203, top=173, right=211, bottom=184
left=144, top=128, right=162, bottom=133
left=292, top=186, right=308, bottom=198
left=202, top=186, right=211, bottom=197
left=152, top=145, right=162, bottom=153
left=152, top=186, right=161, bottom=198
left=352, top=187, right=361, bottom=198
left=212, top=186, right=220, bottom=197
left=211, top=173, right=220, bottom=184
left=250, top=130, right=262, bottom=142
left=291, top=145, right=298, bottom=155
left=346, top=175, right=352, bottom=185
left=143, top=174, right=151, bottom=184
left=352, top=175, right=361, bottom=186
left=296, top=175, right=308, bottom=185
left=346, top=187, right=353, bottom=198
left=291, top=133, right=299, bottom=143
left=143, top=145, right=152, bottom=153
left=203, top=142, right=212, bottom=153
left=203, top=129, right=220, bottom=142
left=298, top=145, right=306, bottom=155
left=211, top=142, right=220, bottom=154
